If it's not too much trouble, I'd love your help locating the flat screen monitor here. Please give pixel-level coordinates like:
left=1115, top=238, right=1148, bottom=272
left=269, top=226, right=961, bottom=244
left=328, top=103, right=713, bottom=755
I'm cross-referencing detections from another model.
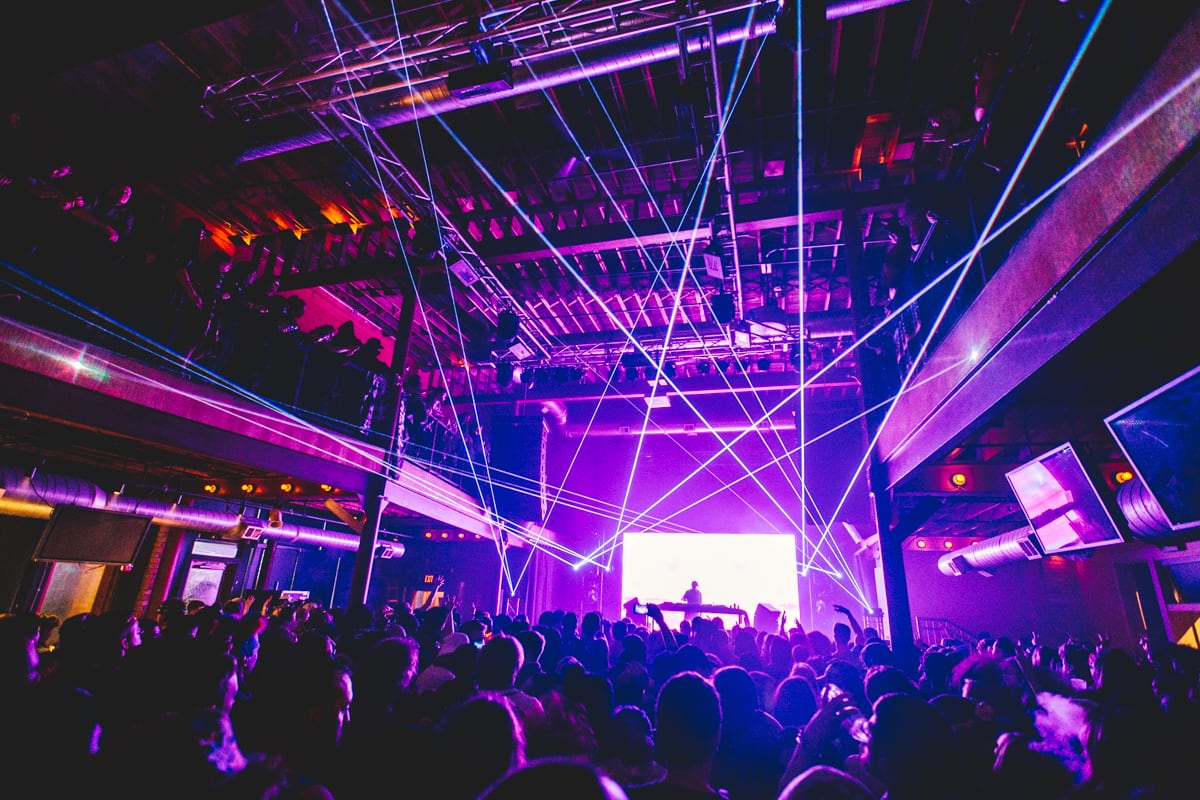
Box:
left=34, top=505, right=154, bottom=566
left=1005, top=442, right=1126, bottom=556
left=1104, top=363, right=1200, bottom=532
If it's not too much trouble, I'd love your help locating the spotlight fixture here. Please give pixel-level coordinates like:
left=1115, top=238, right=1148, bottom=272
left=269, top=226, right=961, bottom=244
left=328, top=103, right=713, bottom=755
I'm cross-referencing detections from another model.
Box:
left=279, top=482, right=294, bottom=493
left=203, top=483, right=218, bottom=494
left=1113, top=469, right=1134, bottom=484
left=240, top=482, right=256, bottom=494
left=626, top=366, right=641, bottom=382
left=424, top=531, right=433, bottom=539
left=494, top=310, right=519, bottom=345
left=715, top=360, right=731, bottom=374
left=697, top=361, right=712, bottom=375
left=915, top=539, right=927, bottom=549
left=943, top=540, right=955, bottom=549
left=950, top=472, right=968, bottom=488
left=496, top=361, right=514, bottom=387
left=320, top=484, right=333, bottom=493
left=757, top=357, right=771, bottom=372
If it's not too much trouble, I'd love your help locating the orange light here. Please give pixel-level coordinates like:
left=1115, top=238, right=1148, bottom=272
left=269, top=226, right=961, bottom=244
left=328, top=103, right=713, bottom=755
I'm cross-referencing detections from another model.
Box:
left=320, top=484, right=333, bottom=492
left=280, top=482, right=294, bottom=493
left=457, top=532, right=466, bottom=539
left=1114, top=470, right=1134, bottom=484
left=202, top=483, right=218, bottom=494
left=440, top=532, right=450, bottom=539
left=916, top=539, right=927, bottom=549
left=240, top=482, right=256, bottom=494
left=943, top=540, right=955, bottom=549
left=424, top=531, right=433, bottom=539
left=950, top=472, right=968, bottom=488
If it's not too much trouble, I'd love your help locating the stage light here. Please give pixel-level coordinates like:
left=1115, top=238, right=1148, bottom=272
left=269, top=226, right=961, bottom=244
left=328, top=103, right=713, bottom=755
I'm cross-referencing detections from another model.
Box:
left=240, top=482, right=256, bottom=494
left=757, top=357, right=772, bottom=372
left=203, top=483, right=218, bottom=494
left=715, top=360, right=731, bottom=374
left=268, top=508, right=283, bottom=528
left=424, top=531, right=433, bottom=539
left=916, top=539, right=927, bottom=549
left=943, top=540, right=955, bottom=549
left=496, top=361, right=514, bottom=387
left=697, top=361, right=712, bottom=375
left=1114, top=469, right=1134, bottom=484
left=950, top=472, right=968, bottom=488
left=441, top=532, right=450, bottom=539
left=320, top=484, right=333, bottom=492
left=495, top=310, right=519, bottom=344
left=626, top=366, right=641, bottom=382
left=458, top=532, right=466, bottom=539
left=662, top=362, right=676, bottom=379
left=280, top=482, right=294, bottom=493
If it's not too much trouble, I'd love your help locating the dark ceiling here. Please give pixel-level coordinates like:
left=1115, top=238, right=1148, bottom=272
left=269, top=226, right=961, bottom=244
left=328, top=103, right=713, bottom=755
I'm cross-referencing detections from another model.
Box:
left=2, top=0, right=1193, bottom=541
left=6, top=0, right=1129, bottom=373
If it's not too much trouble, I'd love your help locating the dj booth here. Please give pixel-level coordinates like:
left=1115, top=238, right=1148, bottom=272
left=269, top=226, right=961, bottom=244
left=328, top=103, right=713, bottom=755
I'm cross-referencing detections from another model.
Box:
left=624, top=599, right=783, bottom=629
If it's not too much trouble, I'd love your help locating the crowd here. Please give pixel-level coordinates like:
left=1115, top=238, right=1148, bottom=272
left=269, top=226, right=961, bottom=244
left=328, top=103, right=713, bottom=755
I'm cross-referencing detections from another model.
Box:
left=2, top=591, right=1198, bottom=800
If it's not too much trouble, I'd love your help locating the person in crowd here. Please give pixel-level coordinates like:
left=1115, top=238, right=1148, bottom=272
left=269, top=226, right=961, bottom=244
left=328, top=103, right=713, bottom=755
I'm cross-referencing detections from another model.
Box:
left=627, top=671, right=725, bottom=800
left=480, top=756, right=630, bottom=800
left=711, top=665, right=789, bottom=800
left=772, top=675, right=819, bottom=730
left=432, top=692, right=527, bottom=800
left=477, top=633, right=547, bottom=732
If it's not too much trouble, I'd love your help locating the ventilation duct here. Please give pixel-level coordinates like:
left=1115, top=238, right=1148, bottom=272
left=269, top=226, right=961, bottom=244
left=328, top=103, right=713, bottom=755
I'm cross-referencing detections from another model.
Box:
left=937, top=525, right=1041, bottom=576
left=1116, top=475, right=1187, bottom=546
left=541, top=400, right=568, bottom=429
left=0, top=467, right=362, bottom=551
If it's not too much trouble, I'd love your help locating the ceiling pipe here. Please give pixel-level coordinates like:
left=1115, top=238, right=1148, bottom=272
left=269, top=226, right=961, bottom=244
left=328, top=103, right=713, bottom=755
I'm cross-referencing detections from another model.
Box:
left=0, top=467, right=361, bottom=552
left=1116, top=475, right=1190, bottom=546
left=937, top=524, right=1041, bottom=576
left=240, top=11, right=780, bottom=162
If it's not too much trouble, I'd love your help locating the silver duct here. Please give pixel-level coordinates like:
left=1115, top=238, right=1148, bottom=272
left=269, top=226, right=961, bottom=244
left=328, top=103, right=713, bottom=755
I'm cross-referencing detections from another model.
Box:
left=541, top=400, right=568, bottom=429
left=1116, top=475, right=1183, bottom=545
left=240, top=12, right=780, bottom=162
left=938, top=525, right=1041, bottom=576
left=0, top=467, right=362, bottom=551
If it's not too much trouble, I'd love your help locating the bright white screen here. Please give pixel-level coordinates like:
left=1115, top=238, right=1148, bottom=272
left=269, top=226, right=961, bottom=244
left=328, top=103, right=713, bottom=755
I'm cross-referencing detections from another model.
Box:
left=621, top=532, right=799, bottom=628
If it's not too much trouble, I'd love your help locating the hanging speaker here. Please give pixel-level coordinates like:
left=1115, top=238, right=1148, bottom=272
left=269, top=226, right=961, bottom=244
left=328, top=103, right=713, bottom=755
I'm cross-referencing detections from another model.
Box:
left=753, top=603, right=781, bottom=632
left=711, top=293, right=735, bottom=325
left=495, top=310, right=519, bottom=345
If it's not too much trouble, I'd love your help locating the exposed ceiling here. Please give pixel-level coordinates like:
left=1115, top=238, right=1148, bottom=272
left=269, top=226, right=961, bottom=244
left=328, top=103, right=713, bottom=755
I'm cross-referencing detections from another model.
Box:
left=2, top=0, right=1194, bottom=543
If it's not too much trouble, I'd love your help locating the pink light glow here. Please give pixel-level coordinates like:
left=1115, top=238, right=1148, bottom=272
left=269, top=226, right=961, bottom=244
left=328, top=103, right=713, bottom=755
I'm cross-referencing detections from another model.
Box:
left=621, top=532, right=799, bottom=627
